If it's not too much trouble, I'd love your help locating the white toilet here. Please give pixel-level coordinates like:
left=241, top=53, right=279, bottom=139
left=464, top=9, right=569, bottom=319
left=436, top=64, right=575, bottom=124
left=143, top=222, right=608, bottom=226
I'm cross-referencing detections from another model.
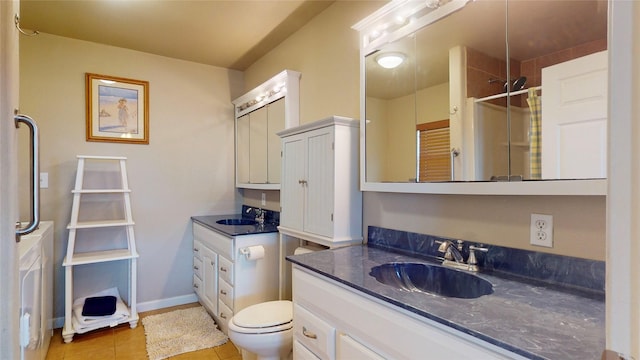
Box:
left=227, top=245, right=321, bottom=360
left=228, top=300, right=293, bottom=360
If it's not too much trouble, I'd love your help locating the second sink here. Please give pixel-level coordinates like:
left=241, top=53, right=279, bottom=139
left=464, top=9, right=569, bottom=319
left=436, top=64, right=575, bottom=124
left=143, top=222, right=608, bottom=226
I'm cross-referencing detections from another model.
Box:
left=215, top=219, right=258, bottom=226
left=369, top=262, right=493, bottom=299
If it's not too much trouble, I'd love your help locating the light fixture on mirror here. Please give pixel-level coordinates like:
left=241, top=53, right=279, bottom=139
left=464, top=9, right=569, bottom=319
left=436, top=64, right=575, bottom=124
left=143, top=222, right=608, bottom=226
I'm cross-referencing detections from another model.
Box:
left=376, top=52, right=406, bottom=69
left=426, top=0, right=442, bottom=9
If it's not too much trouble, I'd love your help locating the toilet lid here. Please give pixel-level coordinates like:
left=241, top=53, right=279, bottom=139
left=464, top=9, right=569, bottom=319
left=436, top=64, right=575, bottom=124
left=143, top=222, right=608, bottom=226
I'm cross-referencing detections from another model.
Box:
left=233, top=300, right=292, bottom=328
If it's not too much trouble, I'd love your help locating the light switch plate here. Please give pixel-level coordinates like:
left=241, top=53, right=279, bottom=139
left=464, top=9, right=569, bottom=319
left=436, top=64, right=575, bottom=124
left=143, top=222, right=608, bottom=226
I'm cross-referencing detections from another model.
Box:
left=40, top=172, right=48, bottom=189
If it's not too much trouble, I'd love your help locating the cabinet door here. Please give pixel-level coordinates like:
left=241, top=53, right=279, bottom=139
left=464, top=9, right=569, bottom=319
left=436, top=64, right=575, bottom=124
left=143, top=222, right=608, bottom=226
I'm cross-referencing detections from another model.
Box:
left=236, top=114, right=250, bottom=184
left=249, top=106, right=268, bottom=183
left=304, top=129, right=334, bottom=237
left=281, top=135, right=306, bottom=230
left=267, top=98, right=285, bottom=184
left=201, top=246, right=218, bottom=315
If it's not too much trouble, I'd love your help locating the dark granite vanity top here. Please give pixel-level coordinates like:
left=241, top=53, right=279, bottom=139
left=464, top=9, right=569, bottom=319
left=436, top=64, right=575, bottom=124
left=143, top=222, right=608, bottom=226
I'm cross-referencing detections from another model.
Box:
left=287, top=238, right=604, bottom=359
left=191, top=206, right=279, bottom=236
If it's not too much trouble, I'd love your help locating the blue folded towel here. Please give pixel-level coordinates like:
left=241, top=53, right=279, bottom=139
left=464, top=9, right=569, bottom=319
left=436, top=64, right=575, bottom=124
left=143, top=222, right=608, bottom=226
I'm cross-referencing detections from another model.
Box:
left=82, top=296, right=117, bottom=316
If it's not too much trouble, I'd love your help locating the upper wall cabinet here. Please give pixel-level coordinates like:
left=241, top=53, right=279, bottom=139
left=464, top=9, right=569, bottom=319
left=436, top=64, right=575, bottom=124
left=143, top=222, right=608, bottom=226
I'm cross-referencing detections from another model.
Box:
left=233, top=70, right=301, bottom=190
left=353, top=0, right=607, bottom=195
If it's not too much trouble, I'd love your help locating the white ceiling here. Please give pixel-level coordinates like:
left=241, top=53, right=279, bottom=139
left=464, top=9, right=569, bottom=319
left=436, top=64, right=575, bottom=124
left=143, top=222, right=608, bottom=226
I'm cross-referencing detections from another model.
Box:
left=18, top=0, right=336, bottom=70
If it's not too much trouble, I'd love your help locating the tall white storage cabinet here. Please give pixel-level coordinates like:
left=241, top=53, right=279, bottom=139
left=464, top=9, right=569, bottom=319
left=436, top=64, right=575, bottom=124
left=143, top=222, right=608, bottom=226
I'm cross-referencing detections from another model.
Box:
left=278, top=116, right=362, bottom=248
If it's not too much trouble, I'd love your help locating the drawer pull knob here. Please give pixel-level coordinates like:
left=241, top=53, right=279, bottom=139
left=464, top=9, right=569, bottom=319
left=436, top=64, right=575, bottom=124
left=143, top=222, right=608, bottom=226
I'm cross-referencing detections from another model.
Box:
left=193, top=265, right=199, bottom=270
left=220, top=266, right=227, bottom=272
left=220, top=290, right=227, bottom=295
left=194, top=248, right=199, bottom=252
left=211, top=261, right=215, bottom=266
left=302, top=326, right=317, bottom=339
left=220, top=313, right=227, bottom=319
left=193, top=284, right=198, bottom=288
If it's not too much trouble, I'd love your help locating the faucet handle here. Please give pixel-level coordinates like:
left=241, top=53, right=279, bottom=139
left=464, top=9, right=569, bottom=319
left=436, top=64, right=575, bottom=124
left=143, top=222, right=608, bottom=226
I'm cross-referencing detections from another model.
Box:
left=435, top=240, right=450, bottom=253
left=467, top=245, right=488, bottom=266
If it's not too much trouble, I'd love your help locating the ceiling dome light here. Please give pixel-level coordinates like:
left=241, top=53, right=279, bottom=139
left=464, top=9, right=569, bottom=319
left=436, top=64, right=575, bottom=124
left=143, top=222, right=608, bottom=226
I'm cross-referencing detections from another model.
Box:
left=376, top=52, right=406, bottom=69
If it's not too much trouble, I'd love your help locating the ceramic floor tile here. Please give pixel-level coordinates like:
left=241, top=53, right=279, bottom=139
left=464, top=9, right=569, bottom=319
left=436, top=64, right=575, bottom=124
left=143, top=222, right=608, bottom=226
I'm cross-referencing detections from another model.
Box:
left=171, top=347, right=221, bottom=360
left=63, top=345, right=116, bottom=360
left=215, top=341, right=241, bottom=359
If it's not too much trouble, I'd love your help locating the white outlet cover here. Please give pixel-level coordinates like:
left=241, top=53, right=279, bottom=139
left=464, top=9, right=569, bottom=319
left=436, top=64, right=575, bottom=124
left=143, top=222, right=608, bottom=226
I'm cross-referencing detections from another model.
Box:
left=530, top=213, right=553, bottom=247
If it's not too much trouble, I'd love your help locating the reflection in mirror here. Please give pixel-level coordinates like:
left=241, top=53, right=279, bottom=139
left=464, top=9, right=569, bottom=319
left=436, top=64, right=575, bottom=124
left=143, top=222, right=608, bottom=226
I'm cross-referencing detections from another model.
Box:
left=365, top=34, right=417, bottom=182
left=363, top=0, right=607, bottom=183
left=506, top=0, right=607, bottom=181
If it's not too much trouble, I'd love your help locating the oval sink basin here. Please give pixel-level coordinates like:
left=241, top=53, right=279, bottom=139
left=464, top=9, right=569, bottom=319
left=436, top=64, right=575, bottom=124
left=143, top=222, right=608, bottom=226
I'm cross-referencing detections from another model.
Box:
left=369, top=262, right=493, bottom=299
left=215, top=219, right=258, bottom=226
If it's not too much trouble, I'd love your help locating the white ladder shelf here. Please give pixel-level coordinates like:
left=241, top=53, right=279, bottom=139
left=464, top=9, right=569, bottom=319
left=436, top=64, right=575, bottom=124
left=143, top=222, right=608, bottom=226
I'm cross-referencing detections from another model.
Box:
left=62, top=155, right=139, bottom=343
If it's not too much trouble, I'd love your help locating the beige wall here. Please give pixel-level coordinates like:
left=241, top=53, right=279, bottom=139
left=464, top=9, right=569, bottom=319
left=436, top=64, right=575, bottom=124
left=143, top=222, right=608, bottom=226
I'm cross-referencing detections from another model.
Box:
left=243, top=1, right=382, bottom=122
left=244, top=1, right=606, bottom=261
left=19, top=33, right=243, bottom=319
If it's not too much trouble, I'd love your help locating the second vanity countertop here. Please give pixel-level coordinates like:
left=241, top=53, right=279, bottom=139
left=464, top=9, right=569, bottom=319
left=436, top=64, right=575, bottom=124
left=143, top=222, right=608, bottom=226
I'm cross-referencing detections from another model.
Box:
left=192, top=215, right=279, bottom=237
left=287, top=245, right=604, bottom=360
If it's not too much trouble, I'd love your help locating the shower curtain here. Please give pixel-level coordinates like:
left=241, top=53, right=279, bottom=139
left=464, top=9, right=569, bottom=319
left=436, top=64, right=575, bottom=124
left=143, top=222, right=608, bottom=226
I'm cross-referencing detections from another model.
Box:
left=527, top=88, right=542, bottom=179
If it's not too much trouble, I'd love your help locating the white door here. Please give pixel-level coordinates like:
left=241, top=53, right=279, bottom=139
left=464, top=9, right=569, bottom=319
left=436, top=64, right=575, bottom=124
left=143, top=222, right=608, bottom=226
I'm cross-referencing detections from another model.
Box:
left=267, top=98, right=285, bottom=184
left=1, top=1, right=22, bottom=358
left=541, top=50, right=608, bottom=179
left=249, top=106, right=268, bottom=183
left=280, top=136, right=305, bottom=230
left=304, top=129, right=334, bottom=237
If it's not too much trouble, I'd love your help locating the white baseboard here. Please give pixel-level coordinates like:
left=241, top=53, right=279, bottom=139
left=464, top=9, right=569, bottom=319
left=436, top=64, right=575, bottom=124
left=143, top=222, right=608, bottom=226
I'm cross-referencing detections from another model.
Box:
left=53, top=293, right=199, bottom=329
left=136, top=293, right=199, bottom=313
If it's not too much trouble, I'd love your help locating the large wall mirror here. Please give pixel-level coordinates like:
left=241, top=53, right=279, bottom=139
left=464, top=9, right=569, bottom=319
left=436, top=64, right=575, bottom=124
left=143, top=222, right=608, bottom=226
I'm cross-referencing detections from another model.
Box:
left=355, top=0, right=608, bottom=195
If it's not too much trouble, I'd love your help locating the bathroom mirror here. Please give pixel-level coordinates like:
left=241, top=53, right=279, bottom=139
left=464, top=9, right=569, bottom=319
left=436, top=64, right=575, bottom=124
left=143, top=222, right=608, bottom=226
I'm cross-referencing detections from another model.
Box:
left=233, top=70, right=300, bottom=190
left=357, top=0, right=608, bottom=193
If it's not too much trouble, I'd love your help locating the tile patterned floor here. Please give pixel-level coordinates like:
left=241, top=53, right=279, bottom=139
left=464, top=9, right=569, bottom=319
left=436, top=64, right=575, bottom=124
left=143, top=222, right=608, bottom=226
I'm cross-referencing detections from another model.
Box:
left=45, top=303, right=242, bottom=360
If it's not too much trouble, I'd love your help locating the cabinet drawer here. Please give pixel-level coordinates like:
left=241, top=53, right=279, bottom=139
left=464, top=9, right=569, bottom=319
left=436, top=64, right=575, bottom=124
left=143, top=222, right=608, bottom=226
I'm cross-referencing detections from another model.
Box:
left=193, top=256, right=203, bottom=279
left=219, top=278, right=234, bottom=310
left=193, top=240, right=203, bottom=260
left=293, top=340, right=321, bottom=360
left=193, top=223, right=234, bottom=260
left=219, top=256, right=234, bottom=285
left=337, top=333, right=385, bottom=360
left=294, top=303, right=335, bottom=360
left=193, top=274, right=202, bottom=296
left=218, top=300, right=234, bottom=332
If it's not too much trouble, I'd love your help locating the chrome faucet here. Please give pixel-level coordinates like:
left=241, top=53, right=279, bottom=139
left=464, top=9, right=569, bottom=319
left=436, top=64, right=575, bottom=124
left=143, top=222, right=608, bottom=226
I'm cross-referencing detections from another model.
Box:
left=437, top=240, right=465, bottom=263
left=436, top=240, right=488, bottom=272
left=246, top=207, right=265, bottom=226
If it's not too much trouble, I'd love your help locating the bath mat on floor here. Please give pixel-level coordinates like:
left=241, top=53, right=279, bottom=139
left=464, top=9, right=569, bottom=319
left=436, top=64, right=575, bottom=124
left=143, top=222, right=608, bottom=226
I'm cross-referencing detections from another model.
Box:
left=142, top=306, right=228, bottom=360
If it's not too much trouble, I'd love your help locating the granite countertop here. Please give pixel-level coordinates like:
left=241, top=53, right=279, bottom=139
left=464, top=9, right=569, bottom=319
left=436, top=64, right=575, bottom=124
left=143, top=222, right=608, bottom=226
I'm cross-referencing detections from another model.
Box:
left=192, top=214, right=279, bottom=236
left=287, top=245, right=605, bottom=360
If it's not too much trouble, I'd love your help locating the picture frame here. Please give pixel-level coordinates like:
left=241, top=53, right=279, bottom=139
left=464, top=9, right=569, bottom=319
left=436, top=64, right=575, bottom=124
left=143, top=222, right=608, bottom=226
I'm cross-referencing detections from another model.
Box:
left=86, top=73, right=149, bottom=144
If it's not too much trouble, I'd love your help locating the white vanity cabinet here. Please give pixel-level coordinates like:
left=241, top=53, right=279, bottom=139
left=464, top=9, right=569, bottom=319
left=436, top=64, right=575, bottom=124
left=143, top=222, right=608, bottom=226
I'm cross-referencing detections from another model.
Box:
left=292, top=265, right=526, bottom=360
left=192, top=239, right=218, bottom=315
left=278, top=116, right=362, bottom=248
left=192, top=223, right=279, bottom=334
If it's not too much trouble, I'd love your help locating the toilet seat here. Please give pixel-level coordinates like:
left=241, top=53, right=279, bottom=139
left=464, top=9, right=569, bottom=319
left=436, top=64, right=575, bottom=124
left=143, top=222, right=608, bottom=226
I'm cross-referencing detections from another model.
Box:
left=229, top=300, right=293, bottom=334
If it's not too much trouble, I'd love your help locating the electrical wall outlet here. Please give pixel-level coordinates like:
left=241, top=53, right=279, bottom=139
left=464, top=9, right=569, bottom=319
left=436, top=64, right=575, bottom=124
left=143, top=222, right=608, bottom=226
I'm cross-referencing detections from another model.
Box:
left=530, top=213, right=553, bottom=247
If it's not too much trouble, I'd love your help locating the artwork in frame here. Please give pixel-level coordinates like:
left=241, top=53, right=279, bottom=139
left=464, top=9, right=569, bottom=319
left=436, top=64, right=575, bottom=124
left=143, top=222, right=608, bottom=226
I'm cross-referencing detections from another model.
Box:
left=86, top=73, right=149, bottom=144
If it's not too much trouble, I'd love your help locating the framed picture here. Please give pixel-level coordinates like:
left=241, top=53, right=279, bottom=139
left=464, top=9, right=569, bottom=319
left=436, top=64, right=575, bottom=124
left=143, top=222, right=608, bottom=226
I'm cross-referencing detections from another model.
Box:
left=86, top=73, right=149, bottom=144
